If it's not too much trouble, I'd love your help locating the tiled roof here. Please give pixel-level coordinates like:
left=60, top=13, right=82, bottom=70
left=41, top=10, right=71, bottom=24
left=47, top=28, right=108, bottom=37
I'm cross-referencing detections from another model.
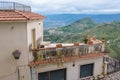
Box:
left=28, top=53, right=105, bottom=67
left=0, top=10, right=45, bottom=21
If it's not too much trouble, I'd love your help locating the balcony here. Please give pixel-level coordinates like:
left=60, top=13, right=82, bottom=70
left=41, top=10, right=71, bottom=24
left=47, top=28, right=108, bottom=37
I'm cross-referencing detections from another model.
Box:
left=29, top=43, right=105, bottom=66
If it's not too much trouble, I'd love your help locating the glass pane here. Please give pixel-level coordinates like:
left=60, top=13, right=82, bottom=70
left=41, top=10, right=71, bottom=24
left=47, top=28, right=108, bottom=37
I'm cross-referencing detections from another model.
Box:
left=38, top=72, right=49, bottom=80
left=80, top=63, right=94, bottom=78
left=50, top=69, right=66, bottom=80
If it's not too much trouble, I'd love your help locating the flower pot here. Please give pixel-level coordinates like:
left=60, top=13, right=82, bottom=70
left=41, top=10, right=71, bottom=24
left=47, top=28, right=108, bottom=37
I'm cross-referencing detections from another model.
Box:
left=56, top=44, right=62, bottom=48
left=74, top=42, right=79, bottom=46
left=87, top=41, right=93, bottom=44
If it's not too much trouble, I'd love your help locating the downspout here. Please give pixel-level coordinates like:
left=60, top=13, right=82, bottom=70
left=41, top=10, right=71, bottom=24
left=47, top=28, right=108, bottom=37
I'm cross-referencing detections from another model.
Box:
left=30, top=67, right=34, bottom=80
left=18, top=67, right=20, bottom=80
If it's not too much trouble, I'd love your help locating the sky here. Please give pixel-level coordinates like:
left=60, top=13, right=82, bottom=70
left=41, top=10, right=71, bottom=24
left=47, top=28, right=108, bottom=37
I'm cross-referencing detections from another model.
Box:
left=1, top=0, right=120, bottom=14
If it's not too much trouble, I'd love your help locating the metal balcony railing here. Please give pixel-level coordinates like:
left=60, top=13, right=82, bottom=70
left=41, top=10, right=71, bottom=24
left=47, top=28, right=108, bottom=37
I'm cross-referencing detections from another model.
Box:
left=0, top=1, right=31, bottom=12
left=31, top=43, right=104, bottom=61
left=104, top=57, right=120, bottom=74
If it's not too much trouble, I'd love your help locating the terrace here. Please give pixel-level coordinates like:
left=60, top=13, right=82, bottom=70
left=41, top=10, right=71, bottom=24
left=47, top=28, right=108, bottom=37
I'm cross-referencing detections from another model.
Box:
left=29, top=42, right=106, bottom=66
left=0, top=1, right=31, bottom=12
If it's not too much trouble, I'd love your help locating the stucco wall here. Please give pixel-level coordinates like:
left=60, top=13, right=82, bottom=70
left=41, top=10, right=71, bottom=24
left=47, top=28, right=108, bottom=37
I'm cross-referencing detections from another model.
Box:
left=27, top=20, right=43, bottom=49
left=34, top=56, right=103, bottom=80
left=0, top=22, right=30, bottom=80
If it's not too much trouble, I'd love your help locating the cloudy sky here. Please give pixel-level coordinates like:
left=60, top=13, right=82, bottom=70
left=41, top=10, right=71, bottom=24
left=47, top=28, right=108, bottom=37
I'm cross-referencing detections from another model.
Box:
left=1, top=0, right=120, bottom=14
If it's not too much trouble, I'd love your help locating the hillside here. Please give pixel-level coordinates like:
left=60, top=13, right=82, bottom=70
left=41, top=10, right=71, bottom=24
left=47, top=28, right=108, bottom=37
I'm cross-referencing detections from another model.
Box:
left=44, top=18, right=120, bottom=58
left=80, top=22, right=120, bottom=58
left=44, top=18, right=97, bottom=42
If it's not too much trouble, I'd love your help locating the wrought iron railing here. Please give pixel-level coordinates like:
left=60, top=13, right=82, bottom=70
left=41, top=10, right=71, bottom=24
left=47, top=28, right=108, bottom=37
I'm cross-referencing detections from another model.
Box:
left=0, top=1, right=31, bottom=12
left=32, top=43, right=104, bottom=61
left=104, top=57, right=120, bottom=74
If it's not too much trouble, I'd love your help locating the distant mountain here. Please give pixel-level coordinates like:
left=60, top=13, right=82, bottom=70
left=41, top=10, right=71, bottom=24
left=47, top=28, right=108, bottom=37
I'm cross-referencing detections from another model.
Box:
left=44, top=18, right=120, bottom=58
left=44, top=14, right=120, bottom=29
left=56, top=17, right=97, bottom=34
left=44, top=18, right=97, bottom=42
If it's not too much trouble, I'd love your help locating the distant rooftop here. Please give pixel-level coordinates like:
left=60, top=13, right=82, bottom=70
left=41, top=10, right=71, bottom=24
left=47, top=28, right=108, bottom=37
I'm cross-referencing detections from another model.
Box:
left=0, top=1, right=31, bottom=12
left=0, top=2, right=45, bottom=21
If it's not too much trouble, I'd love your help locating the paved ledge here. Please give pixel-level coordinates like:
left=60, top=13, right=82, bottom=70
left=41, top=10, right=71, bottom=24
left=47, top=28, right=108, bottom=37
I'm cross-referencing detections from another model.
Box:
left=28, top=53, right=105, bottom=67
left=103, top=71, right=120, bottom=80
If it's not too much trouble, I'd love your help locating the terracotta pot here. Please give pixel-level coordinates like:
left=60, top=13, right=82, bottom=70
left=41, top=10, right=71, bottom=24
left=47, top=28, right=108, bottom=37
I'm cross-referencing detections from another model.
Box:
left=87, top=41, right=93, bottom=44
left=74, top=42, right=79, bottom=46
left=56, top=44, right=62, bottom=48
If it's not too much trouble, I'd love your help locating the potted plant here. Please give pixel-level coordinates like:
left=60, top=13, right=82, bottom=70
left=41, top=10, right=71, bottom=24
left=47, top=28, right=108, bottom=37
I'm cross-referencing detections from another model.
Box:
left=83, top=38, right=89, bottom=44
left=56, top=44, right=62, bottom=48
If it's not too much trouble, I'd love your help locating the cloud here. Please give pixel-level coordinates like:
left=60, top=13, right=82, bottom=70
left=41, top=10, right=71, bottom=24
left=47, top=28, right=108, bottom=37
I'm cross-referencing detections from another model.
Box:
left=1, top=0, right=120, bottom=14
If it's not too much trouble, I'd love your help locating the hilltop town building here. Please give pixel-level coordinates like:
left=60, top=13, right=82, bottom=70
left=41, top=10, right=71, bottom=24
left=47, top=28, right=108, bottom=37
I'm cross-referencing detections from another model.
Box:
left=0, top=2, right=45, bottom=80
left=1, top=2, right=118, bottom=80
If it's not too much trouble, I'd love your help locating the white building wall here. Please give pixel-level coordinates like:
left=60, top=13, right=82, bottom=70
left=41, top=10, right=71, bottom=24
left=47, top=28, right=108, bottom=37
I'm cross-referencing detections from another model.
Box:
left=34, top=56, right=103, bottom=80
left=0, top=22, right=30, bottom=80
left=27, top=20, right=43, bottom=49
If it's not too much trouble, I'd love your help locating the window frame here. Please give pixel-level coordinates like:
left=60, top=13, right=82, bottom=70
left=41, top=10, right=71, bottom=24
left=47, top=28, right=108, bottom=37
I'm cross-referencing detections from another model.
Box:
left=80, top=63, right=94, bottom=78
left=38, top=68, right=66, bottom=80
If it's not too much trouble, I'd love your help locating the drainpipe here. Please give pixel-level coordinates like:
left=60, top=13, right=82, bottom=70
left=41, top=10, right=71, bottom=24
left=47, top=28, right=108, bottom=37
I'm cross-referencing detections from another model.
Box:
left=30, top=67, right=34, bottom=80
left=103, top=61, right=108, bottom=77
left=18, top=67, right=20, bottom=80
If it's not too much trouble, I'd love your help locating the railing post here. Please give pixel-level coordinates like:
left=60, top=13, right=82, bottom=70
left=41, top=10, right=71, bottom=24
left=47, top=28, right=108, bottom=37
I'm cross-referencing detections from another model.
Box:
left=23, top=5, right=25, bottom=11
left=103, top=61, right=108, bottom=77
left=13, top=2, right=15, bottom=10
left=75, top=47, right=78, bottom=56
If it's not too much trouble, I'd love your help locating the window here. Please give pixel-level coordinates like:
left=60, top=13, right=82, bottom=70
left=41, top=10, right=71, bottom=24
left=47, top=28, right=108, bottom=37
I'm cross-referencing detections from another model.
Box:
left=80, top=63, right=94, bottom=78
left=38, top=69, right=66, bottom=80
left=38, top=72, right=49, bottom=80
left=31, top=29, right=36, bottom=49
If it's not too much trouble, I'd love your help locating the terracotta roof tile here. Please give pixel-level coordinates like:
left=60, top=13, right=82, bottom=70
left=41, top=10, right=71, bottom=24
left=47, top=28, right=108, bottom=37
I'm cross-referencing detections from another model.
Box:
left=0, top=10, right=45, bottom=21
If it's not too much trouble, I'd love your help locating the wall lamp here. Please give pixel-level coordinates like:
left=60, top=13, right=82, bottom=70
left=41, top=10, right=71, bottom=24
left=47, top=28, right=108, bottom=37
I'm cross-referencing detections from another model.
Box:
left=12, top=50, right=21, bottom=60
left=72, top=61, right=75, bottom=67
